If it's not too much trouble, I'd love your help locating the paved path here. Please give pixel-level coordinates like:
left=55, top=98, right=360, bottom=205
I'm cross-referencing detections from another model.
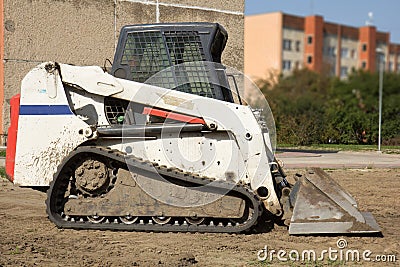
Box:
left=277, top=150, right=400, bottom=169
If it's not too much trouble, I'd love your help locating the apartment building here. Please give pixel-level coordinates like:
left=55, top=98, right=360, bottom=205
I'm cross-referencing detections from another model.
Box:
left=245, top=12, right=400, bottom=82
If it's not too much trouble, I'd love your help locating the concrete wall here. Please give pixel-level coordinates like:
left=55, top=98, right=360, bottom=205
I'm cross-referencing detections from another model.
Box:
left=1, top=0, right=244, bottom=134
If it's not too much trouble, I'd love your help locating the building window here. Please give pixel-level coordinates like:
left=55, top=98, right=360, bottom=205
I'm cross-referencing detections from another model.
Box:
left=295, top=40, right=301, bottom=52
left=340, top=66, right=348, bottom=78
left=341, top=48, right=349, bottom=58
left=283, top=39, right=292, bottom=51
left=307, top=55, right=313, bottom=64
left=326, top=46, right=336, bottom=57
left=389, top=62, right=393, bottom=71
left=361, top=61, right=367, bottom=69
left=362, top=44, right=367, bottom=52
left=307, top=36, right=313, bottom=44
left=283, top=60, right=292, bottom=70
left=350, top=49, right=356, bottom=59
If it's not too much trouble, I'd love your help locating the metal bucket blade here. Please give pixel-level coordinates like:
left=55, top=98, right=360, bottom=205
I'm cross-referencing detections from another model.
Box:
left=288, top=168, right=381, bottom=235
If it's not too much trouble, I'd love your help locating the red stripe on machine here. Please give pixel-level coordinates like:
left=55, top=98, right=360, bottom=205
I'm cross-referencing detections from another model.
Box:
left=142, top=107, right=205, bottom=124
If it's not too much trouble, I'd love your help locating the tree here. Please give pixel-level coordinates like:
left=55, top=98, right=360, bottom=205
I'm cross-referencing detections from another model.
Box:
left=259, top=69, right=400, bottom=145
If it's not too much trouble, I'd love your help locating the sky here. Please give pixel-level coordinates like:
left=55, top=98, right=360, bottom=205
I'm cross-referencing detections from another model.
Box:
left=245, top=0, right=400, bottom=43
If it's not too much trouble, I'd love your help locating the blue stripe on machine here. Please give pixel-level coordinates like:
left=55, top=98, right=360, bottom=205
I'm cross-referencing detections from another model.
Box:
left=19, top=105, right=73, bottom=115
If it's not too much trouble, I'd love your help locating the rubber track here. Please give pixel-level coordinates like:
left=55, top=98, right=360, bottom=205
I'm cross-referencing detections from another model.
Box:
left=46, top=146, right=262, bottom=233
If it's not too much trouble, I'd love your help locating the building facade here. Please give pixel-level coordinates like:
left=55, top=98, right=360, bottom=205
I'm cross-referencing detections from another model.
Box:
left=0, top=0, right=245, bottom=141
left=245, top=12, right=400, bottom=82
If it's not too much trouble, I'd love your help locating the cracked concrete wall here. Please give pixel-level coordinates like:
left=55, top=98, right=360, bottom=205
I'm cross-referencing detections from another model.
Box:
left=2, top=0, right=244, bottom=133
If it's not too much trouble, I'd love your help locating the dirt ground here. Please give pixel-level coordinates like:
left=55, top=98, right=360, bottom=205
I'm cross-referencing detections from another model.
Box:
left=0, top=168, right=398, bottom=266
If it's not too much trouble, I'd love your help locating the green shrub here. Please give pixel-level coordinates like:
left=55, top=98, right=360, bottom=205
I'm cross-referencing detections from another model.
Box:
left=260, top=69, right=400, bottom=145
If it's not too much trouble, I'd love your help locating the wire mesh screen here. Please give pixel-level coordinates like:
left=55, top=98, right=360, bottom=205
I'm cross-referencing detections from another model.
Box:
left=121, top=30, right=216, bottom=98
left=165, top=31, right=206, bottom=64
left=121, top=31, right=170, bottom=84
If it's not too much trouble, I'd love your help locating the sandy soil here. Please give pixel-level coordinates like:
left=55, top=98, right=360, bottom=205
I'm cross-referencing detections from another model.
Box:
left=0, top=168, right=399, bottom=266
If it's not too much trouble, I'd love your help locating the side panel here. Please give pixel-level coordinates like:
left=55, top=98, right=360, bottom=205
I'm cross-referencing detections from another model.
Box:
left=13, top=63, right=89, bottom=186
left=106, top=131, right=248, bottom=183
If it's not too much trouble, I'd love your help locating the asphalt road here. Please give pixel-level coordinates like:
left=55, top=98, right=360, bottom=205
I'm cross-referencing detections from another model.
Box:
left=277, top=150, right=400, bottom=169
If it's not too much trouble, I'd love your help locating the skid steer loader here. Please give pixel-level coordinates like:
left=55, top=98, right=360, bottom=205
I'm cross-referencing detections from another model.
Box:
left=5, top=22, right=380, bottom=234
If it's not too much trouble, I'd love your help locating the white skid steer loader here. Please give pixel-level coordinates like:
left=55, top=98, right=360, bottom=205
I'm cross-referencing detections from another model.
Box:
left=5, top=23, right=380, bottom=234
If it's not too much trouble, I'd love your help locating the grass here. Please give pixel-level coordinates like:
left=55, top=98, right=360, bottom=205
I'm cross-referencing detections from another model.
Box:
left=0, top=149, right=7, bottom=180
left=0, top=166, right=6, bottom=179
left=10, top=246, right=22, bottom=255
left=277, top=144, right=400, bottom=154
